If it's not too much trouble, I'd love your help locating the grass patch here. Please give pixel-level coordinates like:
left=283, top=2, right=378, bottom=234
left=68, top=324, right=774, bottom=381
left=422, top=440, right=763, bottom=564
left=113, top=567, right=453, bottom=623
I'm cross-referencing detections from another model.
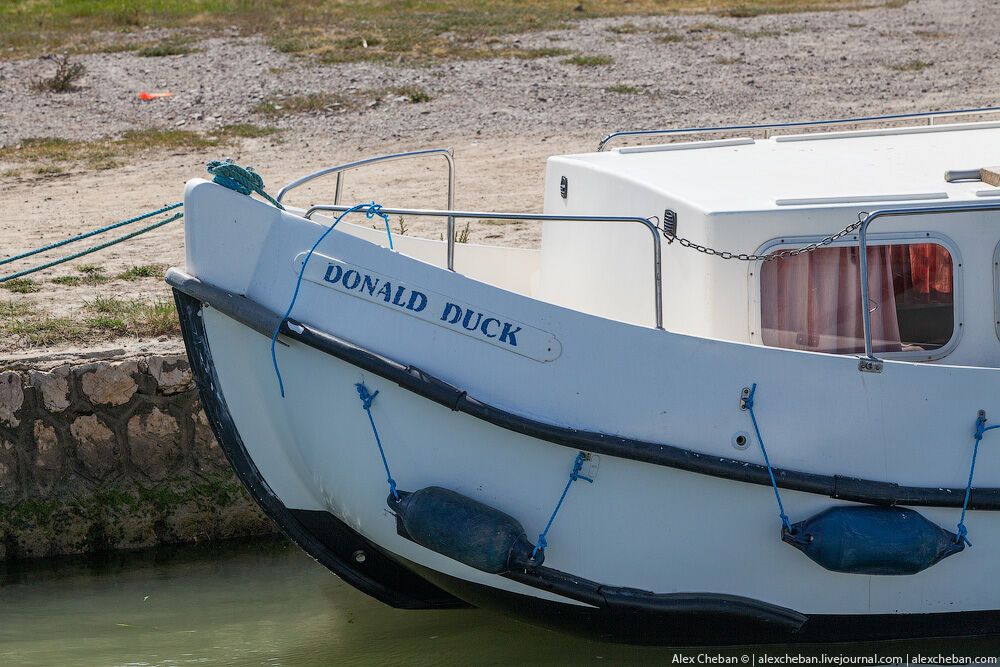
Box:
left=116, top=264, right=166, bottom=281
left=75, top=264, right=104, bottom=275
left=889, top=59, right=932, bottom=72
left=217, top=123, right=281, bottom=138
left=0, top=125, right=276, bottom=172
left=687, top=21, right=781, bottom=38
left=607, top=22, right=640, bottom=34
left=563, top=54, right=613, bottom=66
left=0, top=278, right=41, bottom=293
left=0, top=1, right=902, bottom=62
left=605, top=84, right=644, bottom=94
left=136, top=37, right=197, bottom=57
left=505, top=46, right=572, bottom=59
left=655, top=32, right=684, bottom=43
left=254, top=92, right=355, bottom=117
left=84, top=297, right=179, bottom=337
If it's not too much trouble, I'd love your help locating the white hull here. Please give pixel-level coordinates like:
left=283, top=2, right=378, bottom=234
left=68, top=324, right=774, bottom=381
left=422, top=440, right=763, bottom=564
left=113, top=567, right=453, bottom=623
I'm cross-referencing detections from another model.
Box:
left=169, top=177, right=1000, bottom=643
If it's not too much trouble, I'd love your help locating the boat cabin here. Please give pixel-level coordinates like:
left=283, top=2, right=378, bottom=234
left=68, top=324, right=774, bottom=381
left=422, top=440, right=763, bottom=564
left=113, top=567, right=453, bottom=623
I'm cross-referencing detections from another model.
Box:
left=540, top=118, right=1000, bottom=368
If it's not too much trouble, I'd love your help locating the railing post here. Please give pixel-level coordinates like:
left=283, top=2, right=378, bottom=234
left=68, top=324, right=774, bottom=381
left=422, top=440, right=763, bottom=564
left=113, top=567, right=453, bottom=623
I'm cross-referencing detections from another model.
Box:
left=303, top=205, right=664, bottom=329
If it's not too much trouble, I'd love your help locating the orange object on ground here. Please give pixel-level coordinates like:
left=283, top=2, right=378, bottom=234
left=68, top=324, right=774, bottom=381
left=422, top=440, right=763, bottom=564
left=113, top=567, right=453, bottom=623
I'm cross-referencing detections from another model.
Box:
left=138, top=91, right=173, bottom=101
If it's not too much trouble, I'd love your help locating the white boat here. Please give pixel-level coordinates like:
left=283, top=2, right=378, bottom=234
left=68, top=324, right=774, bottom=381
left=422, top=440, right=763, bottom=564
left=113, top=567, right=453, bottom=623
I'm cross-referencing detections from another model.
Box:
left=168, top=108, right=1000, bottom=645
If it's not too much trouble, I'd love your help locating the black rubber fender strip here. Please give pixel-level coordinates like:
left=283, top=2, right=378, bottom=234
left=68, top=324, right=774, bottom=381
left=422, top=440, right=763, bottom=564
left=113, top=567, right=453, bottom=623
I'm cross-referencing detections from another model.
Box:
left=503, top=566, right=808, bottom=633
left=166, top=269, right=1000, bottom=511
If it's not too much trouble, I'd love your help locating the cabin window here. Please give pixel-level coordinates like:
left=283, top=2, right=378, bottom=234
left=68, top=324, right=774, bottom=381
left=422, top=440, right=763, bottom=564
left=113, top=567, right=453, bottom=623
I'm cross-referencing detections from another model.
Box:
left=760, top=242, right=954, bottom=355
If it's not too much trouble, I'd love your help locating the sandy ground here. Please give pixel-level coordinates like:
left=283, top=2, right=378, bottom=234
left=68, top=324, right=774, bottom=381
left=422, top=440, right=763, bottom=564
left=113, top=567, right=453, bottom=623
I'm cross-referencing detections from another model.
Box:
left=0, top=0, right=998, bottom=358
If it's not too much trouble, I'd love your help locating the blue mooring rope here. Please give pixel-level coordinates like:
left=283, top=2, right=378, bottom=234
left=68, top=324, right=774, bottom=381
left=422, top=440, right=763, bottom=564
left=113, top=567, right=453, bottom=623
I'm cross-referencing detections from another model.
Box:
left=270, top=202, right=390, bottom=396
left=531, top=451, right=594, bottom=561
left=0, top=204, right=183, bottom=283
left=355, top=382, right=400, bottom=502
left=956, top=413, right=1000, bottom=546
left=744, top=383, right=793, bottom=534
left=0, top=159, right=286, bottom=284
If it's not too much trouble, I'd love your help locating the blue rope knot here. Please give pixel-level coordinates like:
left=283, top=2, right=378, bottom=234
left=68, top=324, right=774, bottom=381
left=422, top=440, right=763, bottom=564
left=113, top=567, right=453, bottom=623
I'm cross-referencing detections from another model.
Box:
left=956, top=412, right=1000, bottom=546
left=207, top=158, right=285, bottom=210
left=365, top=201, right=394, bottom=250
left=356, top=384, right=379, bottom=410
left=354, top=382, right=400, bottom=502
left=531, top=451, right=593, bottom=562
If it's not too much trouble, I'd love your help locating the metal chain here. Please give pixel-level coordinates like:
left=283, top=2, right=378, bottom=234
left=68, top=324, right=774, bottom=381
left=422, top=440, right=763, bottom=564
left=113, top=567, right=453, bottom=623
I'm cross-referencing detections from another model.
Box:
left=663, top=211, right=868, bottom=262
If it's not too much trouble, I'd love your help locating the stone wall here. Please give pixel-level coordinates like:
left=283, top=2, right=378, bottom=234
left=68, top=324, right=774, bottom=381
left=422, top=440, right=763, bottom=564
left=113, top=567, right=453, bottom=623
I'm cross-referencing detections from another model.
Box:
left=0, top=352, right=275, bottom=560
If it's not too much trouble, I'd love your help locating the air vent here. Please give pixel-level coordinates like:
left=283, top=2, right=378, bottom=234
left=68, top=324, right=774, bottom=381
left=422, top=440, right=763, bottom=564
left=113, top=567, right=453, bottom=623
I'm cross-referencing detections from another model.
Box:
left=663, top=209, right=678, bottom=240
left=560, top=176, right=568, bottom=199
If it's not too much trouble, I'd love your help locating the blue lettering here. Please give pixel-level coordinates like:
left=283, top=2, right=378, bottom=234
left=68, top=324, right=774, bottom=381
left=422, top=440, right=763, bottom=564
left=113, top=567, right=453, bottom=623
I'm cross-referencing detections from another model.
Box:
left=376, top=282, right=393, bottom=302
left=391, top=286, right=407, bottom=307
left=323, top=264, right=343, bottom=284
left=462, top=310, right=483, bottom=332
left=406, top=291, right=428, bottom=312
left=440, top=303, right=463, bottom=324
left=342, top=269, right=361, bottom=290
left=480, top=317, right=500, bottom=338
left=361, top=274, right=380, bottom=296
left=499, top=323, right=522, bottom=347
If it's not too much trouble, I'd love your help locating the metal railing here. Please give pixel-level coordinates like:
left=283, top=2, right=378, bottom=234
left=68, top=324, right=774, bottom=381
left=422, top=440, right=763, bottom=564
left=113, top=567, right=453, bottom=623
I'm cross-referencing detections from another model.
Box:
left=858, top=201, right=1000, bottom=371
left=597, top=106, right=1000, bottom=152
left=305, top=204, right=664, bottom=330
left=276, top=148, right=458, bottom=269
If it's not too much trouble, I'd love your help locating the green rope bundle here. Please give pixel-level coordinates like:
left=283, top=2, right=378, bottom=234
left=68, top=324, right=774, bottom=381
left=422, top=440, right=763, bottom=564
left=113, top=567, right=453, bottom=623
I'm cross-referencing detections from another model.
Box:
left=206, top=159, right=285, bottom=210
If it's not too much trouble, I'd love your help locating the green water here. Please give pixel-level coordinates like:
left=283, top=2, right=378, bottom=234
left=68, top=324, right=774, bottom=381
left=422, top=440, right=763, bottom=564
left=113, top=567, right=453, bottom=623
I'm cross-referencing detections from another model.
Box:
left=1, top=537, right=998, bottom=666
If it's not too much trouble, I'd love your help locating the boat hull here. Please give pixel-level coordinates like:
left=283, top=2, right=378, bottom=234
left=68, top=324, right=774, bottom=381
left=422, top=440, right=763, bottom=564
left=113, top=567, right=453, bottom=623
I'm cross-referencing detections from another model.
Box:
left=172, top=283, right=1000, bottom=645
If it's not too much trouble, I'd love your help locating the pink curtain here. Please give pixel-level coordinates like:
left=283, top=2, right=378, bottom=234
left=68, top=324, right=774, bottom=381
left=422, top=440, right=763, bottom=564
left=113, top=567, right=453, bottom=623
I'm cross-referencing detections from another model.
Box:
left=890, top=244, right=954, bottom=305
left=760, top=246, right=902, bottom=354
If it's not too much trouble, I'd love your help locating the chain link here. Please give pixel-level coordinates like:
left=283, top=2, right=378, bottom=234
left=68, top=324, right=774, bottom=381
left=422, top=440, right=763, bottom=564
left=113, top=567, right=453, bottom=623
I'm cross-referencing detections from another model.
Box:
left=664, top=211, right=868, bottom=262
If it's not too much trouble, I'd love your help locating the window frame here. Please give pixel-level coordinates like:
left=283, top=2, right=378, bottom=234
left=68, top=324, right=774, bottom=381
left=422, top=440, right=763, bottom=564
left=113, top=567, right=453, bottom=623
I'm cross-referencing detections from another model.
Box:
left=748, top=231, right=964, bottom=362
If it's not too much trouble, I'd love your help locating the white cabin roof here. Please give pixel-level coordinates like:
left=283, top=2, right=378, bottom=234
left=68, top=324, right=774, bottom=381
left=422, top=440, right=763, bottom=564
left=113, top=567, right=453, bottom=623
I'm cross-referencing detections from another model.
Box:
left=558, top=121, right=1000, bottom=213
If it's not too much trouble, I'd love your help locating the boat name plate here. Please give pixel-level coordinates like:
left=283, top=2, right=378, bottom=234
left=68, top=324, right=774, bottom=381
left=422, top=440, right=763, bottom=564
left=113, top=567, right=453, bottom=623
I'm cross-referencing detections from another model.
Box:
left=294, top=252, right=563, bottom=362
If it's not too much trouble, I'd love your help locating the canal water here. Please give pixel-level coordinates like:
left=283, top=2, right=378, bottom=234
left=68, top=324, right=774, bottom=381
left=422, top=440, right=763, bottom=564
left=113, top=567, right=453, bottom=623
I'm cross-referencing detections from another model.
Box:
left=2, top=536, right=998, bottom=666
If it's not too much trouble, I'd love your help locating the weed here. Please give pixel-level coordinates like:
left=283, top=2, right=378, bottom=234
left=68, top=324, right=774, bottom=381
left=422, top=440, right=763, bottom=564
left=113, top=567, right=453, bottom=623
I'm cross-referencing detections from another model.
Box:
left=31, top=54, right=85, bottom=93
left=254, top=92, right=355, bottom=117
left=0, top=278, right=40, bottom=293
left=506, top=47, right=572, bottom=59
left=116, top=264, right=166, bottom=281
left=217, top=124, right=281, bottom=138
left=655, top=32, right=683, bottom=43
left=607, top=23, right=639, bottom=34
left=76, top=264, right=105, bottom=275
left=563, top=54, right=613, bottom=66
left=605, top=84, right=644, bottom=94
left=84, top=297, right=179, bottom=337
left=136, top=37, right=197, bottom=57
left=383, top=86, right=432, bottom=103
left=456, top=221, right=471, bottom=244
left=890, top=59, right=932, bottom=72
left=397, top=216, right=409, bottom=236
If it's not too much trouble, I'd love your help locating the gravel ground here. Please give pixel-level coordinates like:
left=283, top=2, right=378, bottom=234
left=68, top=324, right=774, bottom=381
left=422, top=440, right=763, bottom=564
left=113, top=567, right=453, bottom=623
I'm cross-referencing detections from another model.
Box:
left=0, top=0, right=997, bottom=358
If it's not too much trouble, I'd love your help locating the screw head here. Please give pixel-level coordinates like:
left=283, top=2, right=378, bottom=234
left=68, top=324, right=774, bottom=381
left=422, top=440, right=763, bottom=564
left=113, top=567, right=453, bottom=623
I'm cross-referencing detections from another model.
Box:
left=353, top=550, right=367, bottom=564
